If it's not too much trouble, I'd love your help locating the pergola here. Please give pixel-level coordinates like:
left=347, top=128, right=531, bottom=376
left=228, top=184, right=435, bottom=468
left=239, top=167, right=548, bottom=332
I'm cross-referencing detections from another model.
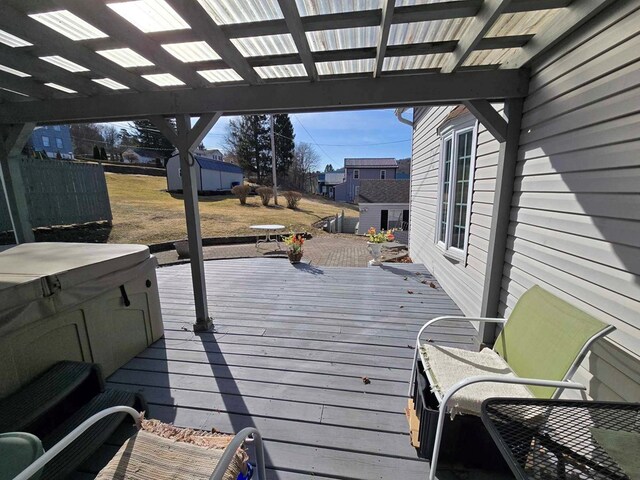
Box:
left=0, top=0, right=612, bottom=331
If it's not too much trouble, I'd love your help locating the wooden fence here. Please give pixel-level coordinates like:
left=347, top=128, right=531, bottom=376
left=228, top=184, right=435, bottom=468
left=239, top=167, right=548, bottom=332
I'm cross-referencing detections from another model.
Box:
left=0, top=158, right=112, bottom=233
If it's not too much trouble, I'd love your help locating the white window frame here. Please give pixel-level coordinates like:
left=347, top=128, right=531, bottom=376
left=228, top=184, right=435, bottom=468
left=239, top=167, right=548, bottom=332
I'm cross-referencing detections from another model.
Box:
left=380, top=169, right=386, bottom=180
left=41, top=135, right=50, bottom=147
left=353, top=169, right=360, bottom=179
left=55, top=137, right=63, bottom=149
left=435, top=115, right=478, bottom=261
left=354, top=185, right=360, bottom=199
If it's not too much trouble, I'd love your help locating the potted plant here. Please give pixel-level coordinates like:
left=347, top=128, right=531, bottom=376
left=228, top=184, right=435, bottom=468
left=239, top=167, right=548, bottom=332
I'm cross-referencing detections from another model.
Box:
left=366, top=227, right=395, bottom=266
left=174, top=239, right=190, bottom=258
left=284, top=233, right=305, bottom=264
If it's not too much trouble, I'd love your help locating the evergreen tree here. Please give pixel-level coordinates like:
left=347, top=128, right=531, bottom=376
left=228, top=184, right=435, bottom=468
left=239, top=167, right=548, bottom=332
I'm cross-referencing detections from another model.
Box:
left=324, top=164, right=335, bottom=172
left=273, top=114, right=295, bottom=176
left=226, top=115, right=270, bottom=183
left=133, top=119, right=175, bottom=159
left=100, top=147, right=108, bottom=160
left=93, top=145, right=100, bottom=160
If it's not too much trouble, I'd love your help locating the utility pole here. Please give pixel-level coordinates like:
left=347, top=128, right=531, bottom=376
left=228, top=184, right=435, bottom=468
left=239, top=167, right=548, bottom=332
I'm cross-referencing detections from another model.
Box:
left=270, top=114, right=278, bottom=205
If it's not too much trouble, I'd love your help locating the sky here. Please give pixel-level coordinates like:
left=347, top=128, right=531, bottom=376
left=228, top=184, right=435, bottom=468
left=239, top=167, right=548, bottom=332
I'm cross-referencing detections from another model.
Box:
left=200, top=109, right=413, bottom=171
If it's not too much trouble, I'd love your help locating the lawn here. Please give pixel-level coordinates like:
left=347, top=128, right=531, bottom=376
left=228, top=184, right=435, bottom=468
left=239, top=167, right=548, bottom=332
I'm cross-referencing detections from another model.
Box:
left=105, top=173, right=358, bottom=244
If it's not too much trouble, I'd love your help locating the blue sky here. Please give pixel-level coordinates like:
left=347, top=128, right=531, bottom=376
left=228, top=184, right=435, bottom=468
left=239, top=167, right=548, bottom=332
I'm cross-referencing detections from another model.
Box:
left=201, top=109, right=413, bottom=171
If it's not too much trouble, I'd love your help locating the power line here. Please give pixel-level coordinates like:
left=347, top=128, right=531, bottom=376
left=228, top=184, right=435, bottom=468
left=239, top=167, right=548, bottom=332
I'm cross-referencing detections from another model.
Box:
left=292, top=114, right=337, bottom=165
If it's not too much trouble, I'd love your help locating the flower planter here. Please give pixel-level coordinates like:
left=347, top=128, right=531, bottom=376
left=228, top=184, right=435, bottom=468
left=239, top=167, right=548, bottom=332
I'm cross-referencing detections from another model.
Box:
left=174, top=240, right=190, bottom=259
left=287, top=250, right=303, bottom=264
left=367, top=242, right=383, bottom=266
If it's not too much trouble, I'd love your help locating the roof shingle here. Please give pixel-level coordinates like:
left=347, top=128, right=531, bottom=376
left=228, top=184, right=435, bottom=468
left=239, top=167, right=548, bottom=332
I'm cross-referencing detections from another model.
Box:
left=357, top=179, right=409, bottom=204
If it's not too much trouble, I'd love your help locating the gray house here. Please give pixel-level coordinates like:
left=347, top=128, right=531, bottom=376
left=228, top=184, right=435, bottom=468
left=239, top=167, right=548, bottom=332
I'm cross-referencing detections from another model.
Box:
left=357, top=180, right=409, bottom=244
left=334, top=158, right=398, bottom=203
left=405, top=2, right=640, bottom=404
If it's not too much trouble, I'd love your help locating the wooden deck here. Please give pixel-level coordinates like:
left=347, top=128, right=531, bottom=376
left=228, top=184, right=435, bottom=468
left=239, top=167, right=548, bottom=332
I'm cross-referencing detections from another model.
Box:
left=97, top=258, right=479, bottom=479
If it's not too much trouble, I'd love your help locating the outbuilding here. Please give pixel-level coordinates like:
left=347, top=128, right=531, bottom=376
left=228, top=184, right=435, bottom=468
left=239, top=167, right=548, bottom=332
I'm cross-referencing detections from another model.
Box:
left=166, top=154, right=243, bottom=193
left=357, top=179, right=410, bottom=243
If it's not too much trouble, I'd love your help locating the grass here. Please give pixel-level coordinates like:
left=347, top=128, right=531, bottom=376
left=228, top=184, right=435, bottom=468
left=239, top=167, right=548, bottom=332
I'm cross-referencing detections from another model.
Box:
left=105, top=173, right=358, bottom=244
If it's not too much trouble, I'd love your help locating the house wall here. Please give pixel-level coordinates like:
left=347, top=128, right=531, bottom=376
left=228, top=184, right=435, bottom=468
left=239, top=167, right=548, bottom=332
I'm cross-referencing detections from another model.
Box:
left=333, top=182, right=348, bottom=202
left=357, top=203, right=409, bottom=235
left=500, top=0, right=640, bottom=402
left=30, top=125, right=73, bottom=159
left=409, top=106, right=501, bottom=316
left=345, top=167, right=397, bottom=203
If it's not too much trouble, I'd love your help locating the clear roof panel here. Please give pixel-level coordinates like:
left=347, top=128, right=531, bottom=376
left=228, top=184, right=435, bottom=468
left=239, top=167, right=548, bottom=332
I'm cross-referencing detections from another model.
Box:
left=97, top=48, right=154, bottom=68
left=161, top=41, right=221, bottom=62
left=383, top=53, right=448, bottom=71
left=463, top=48, right=519, bottom=67
left=44, top=83, right=77, bottom=94
left=487, top=10, right=563, bottom=37
left=107, top=0, right=191, bottom=33
left=39, top=55, right=89, bottom=73
left=29, top=10, right=108, bottom=41
left=0, top=87, right=29, bottom=97
left=395, top=0, right=467, bottom=5
left=0, top=29, right=32, bottom=48
left=389, top=18, right=473, bottom=45
left=306, top=26, right=378, bottom=52
left=317, top=59, right=374, bottom=75
left=254, top=64, right=307, bottom=79
left=92, top=78, right=130, bottom=90
left=198, top=69, right=243, bottom=83
left=231, top=34, right=297, bottom=57
left=0, top=64, right=31, bottom=77
left=295, top=0, right=381, bottom=16
left=141, top=73, right=186, bottom=86
left=196, top=0, right=283, bottom=25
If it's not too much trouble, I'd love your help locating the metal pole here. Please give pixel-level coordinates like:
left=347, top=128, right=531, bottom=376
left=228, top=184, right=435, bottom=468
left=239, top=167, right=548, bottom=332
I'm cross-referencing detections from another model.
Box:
left=270, top=114, right=278, bottom=205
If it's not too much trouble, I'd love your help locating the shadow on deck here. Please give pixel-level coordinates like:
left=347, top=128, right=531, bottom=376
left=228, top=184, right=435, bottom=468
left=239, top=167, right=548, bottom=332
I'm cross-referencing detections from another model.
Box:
left=86, top=258, right=482, bottom=479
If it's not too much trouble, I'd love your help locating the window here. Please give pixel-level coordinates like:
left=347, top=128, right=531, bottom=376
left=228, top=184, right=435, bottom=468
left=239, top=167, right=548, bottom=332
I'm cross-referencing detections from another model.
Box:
left=53, top=125, right=61, bottom=131
left=380, top=169, right=386, bottom=180
left=353, top=169, right=359, bottom=179
left=42, top=135, right=50, bottom=147
left=437, top=118, right=477, bottom=256
left=55, top=138, right=63, bottom=149
left=387, top=209, right=403, bottom=229
left=354, top=185, right=359, bottom=199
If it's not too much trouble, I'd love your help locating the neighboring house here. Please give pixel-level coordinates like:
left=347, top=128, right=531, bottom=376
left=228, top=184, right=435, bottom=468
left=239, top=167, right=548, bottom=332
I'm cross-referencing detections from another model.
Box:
left=29, top=125, right=73, bottom=159
left=192, top=148, right=223, bottom=161
left=396, top=158, right=411, bottom=179
left=407, top=4, right=640, bottom=403
left=121, top=148, right=167, bottom=166
left=318, top=172, right=346, bottom=198
left=166, top=154, right=243, bottom=193
left=334, top=158, right=398, bottom=203
left=357, top=179, right=409, bottom=243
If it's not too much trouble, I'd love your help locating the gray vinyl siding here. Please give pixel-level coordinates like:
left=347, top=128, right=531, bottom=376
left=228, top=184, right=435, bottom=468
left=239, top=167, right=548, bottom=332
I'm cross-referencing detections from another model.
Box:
left=500, top=0, right=640, bottom=401
left=409, top=106, right=501, bottom=316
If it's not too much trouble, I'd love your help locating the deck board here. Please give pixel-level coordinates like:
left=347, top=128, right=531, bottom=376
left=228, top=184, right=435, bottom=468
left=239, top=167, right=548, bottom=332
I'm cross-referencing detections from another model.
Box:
left=95, top=258, right=477, bottom=479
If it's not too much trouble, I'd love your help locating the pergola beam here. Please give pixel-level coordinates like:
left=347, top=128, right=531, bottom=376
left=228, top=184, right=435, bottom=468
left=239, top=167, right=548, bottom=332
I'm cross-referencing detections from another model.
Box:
left=1, top=2, right=152, bottom=92
left=0, top=70, right=529, bottom=124
left=374, top=0, right=396, bottom=78
left=166, top=0, right=262, bottom=85
left=149, top=114, right=221, bottom=332
left=441, top=0, right=512, bottom=73
left=463, top=99, right=507, bottom=142
left=0, top=123, right=36, bottom=243
left=501, top=0, right=617, bottom=69
left=277, top=0, right=318, bottom=81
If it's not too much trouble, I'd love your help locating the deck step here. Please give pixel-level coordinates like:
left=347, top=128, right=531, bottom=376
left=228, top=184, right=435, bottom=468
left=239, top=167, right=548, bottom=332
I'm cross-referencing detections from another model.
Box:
left=0, top=361, right=104, bottom=436
left=42, top=389, right=145, bottom=480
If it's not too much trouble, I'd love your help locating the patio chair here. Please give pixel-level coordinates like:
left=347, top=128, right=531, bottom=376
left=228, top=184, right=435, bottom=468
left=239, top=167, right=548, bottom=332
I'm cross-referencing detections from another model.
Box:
left=12, top=406, right=267, bottom=480
left=409, top=285, right=615, bottom=480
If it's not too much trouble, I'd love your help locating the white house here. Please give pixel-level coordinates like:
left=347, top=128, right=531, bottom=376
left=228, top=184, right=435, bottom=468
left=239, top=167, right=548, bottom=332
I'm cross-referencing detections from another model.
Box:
left=166, top=154, right=243, bottom=193
left=121, top=148, right=165, bottom=166
left=357, top=179, right=409, bottom=244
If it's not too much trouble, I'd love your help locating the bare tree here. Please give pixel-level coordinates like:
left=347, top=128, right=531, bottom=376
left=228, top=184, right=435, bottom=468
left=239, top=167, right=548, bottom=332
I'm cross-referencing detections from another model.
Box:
left=101, top=125, right=119, bottom=160
left=290, top=142, right=320, bottom=192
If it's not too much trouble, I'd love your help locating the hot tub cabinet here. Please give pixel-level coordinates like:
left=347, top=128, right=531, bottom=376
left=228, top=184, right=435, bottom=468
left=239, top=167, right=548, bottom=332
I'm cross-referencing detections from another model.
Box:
left=0, top=243, right=163, bottom=397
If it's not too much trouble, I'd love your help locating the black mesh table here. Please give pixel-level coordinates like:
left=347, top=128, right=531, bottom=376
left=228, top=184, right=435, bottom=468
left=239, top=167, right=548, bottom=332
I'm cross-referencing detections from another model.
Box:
left=481, top=398, right=640, bottom=480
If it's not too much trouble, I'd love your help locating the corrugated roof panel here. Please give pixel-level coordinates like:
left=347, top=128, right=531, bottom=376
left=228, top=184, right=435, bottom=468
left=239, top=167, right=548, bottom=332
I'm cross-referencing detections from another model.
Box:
left=161, top=41, right=221, bottom=62
left=107, top=0, right=190, bottom=33
left=295, top=0, right=381, bottom=16
left=254, top=64, right=307, bottom=79
left=141, top=73, right=185, bottom=86
left=231, top=34, right=297, bottom=57
left=0, top=64, right=31, bottom=77
left=487, top=9, right=563, bottom=37
left=463, top=48, right=519, bottom=67
left=29, top=10, right=108, bottom=40
left=383, top=53, right=448, bottom=71
left=0, top=87, right=29, bottom=97
left=395, top=0, right=466, bottom=5
left=39, top=55, right=89, bottom=73
left=44, top=83, right=77, bottom=94
left=97, top=48, right=154, bottom=67
left=198, top=69, right=243, bottom=83
left=306, top=26, right=378, bottom=52
left=197, top=0, right=282, bottom=25
left=317, top=59, right=374, bottom=75
left=0, top=29, right=32, bottom=48
left=389, top=18, right=472, bottom=45
left=92, top=78, right=129, bottom=90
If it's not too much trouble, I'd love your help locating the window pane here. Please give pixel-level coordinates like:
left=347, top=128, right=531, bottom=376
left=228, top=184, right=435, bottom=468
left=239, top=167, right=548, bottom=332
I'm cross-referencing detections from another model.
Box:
left=439, top=138, right=452, bottom=243
left=452, top=131, right=473, bottom=249
left=388, top=209, right=403, bottom=230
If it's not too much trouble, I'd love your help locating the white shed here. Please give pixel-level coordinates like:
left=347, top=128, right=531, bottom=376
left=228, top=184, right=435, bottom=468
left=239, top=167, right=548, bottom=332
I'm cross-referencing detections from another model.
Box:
left=357, top=180, right=410, bottom=243
left=166, top=154, right=243, bottom=193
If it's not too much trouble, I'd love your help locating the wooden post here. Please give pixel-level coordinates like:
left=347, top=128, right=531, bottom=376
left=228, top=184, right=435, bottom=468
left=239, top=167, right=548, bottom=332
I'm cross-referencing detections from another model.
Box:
left=150, top=113, right=221, bottom=332
left=0, top=123, right=35, bottom=243
left=270, top=114, right=278, bottom=205
left=479, top=99, right=524, bottom=343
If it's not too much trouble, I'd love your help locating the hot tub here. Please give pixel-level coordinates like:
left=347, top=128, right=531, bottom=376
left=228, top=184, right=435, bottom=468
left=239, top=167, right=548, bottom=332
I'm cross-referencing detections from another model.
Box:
left=0, top=243, right=163, bottom=397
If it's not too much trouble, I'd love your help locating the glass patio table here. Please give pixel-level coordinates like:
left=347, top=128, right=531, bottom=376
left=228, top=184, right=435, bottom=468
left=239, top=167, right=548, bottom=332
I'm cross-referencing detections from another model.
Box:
left=481, top=398, right=640, bottom=480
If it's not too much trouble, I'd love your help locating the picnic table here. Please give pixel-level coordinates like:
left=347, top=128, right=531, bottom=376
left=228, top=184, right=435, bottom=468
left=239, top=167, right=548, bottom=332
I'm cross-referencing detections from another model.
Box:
left=250, top=224, right=285, bottom=250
